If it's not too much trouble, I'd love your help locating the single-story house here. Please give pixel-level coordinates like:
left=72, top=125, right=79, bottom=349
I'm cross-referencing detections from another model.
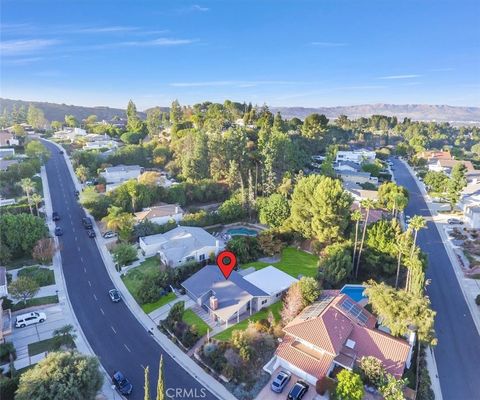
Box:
left=0, top=131, right=20, bottom=147
left=0, top=148, right=15, bottom=160
left=334, top=161, right=361, bottom=173
left=264, top=291, right=412, bottom=385
left=465, top=205, right=480, bottom=229
left=417, top=150, right=452, bottom=161
left=53, top=127, right=87, bottom=142
left=346, top=187, right=379, bottom=202
left=101, top=164, right=144, bottom=191
left=339, top=170, right=378, bottom=187
left=182, top=265, right=298, bottom=327
left=83, top=140, right=119, bottom=150
left=336, top=149, right=376, bottom=164
left=0, top=267, right=8, bottom=297
left=428, top=159, right=475, bottom=175
left=134, top=204, right=184, bottom=225
left=139, top=226, right=221, bottom=265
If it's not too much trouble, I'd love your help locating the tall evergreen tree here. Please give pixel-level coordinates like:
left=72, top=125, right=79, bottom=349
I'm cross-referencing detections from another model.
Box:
left=144, top=366, right=150, bottom=400
left=156, top=355, right=165, bottom=400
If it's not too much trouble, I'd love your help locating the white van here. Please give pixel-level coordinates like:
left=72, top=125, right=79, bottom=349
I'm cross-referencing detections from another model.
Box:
left=15, top=311, right=47, bottom=328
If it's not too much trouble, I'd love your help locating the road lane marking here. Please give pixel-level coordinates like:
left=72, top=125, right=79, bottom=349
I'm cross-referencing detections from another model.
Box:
left=75, top=236, right=78, bottom=241
left=80, top=257, right=84, bottom=263
left=124, top=344, right=131, bottom=352
left=100, top=308, right=105, bottom=315
left=84, top=267, right=87, bottom=273
left=93, top=294, right=97, bottom=301
left=111, top=326, right=117, bottom=334
left=77, top=246, right=81, bottom=252
left=72, top=227, right=75, bottom=232
left=88, top=280, right=92, bottom=287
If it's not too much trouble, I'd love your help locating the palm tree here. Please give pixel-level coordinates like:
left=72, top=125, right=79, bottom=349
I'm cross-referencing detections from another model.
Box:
left=394, top=232, right=411, bottom=289
left=355, top=199, right=375, bottom=278
left=20, top=178, right=35, bottom=215
left=102, top=206, right=134, bottom=242
left=30, top=193, right=43, bottom=216
left=351, top=210, right=362, bottom=273
left=409, top=215, right=426, bottom=257
left=156, top=355, right=165, bottom=400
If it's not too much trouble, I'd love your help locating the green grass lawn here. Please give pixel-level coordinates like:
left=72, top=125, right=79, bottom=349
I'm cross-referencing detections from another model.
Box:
left=5, top=257, right=38, bottom=271
left=182, top=309, right=209, bottom=336
left=17, top=266, right=55, bottom=287
left=242, top=247, right=318, bottom=278
left=122, top=257, right=176, bottom=313
left=214, top=301, right=283, bottom=341
left=12, top=295, right=59, bottom=312
left=28, top=336, right=75, bottom=357
left=141, top=292, right=176, bottom=314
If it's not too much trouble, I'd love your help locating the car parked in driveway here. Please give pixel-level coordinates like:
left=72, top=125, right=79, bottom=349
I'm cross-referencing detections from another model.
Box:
left=447, top=218, right=463, bottom=225
left=287, top=380, right=309, bottom=400
left=112, top=371, right=133, bottom=396
left=103, top=231, right=117, bottom=239
left=54, top=226, right=63, bottom=236
left=87, top=229, right=96, bottom=238
left=270, top=370, right=291, bottom=393
left=52, top=211, right=60, bottom=221
left=15, top=311, right=47, bottom=328
left=109, top=289, right=121, bottom=302
left=82, top=217, right=93, bottom=229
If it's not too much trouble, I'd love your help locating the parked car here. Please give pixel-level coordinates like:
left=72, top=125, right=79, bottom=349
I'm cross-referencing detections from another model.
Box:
left=52, top=211, right=60, bottom=221
left=74, top=190, right=80, bottom=198
left=87, top=229, right=96, bottom=238
left=103, top=231, right=117, bottom=239
left=82, top=217, right=93, bottom=229
left=271, top=370, right=291, bottom=393
left=112, top=371, right=133, bottom=396
left=109, top=289, right=121, bottom=302
left=54, top=226, right=63, bottom=236
left=59, top=150, right=64, bottom=154
left=447, top=218, right=463, bottom=225
left=15, top=311, right=46, bottom=328
left=287, top=381, right=309, bottom=400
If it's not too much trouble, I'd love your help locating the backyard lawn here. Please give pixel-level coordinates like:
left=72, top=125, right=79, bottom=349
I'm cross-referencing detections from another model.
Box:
left=242, top=247, right=318, bottom=278
left=214, top=301, right=282, bottom=341
left=121, top=257, right=176, bottom=313
left=182, top=309, right=209, bottom=336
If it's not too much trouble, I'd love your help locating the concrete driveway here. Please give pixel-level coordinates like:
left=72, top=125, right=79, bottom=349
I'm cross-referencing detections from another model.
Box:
left=255, top=368, right=324, bottom=400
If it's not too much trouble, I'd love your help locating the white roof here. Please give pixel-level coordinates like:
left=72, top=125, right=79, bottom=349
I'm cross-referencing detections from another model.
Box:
left=105, top=164, right=141, bottom=173
left=243, top=266, right=298, bottom=296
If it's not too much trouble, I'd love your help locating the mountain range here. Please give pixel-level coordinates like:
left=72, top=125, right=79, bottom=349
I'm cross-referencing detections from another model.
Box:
left=1, top=98, right=479, bottom=124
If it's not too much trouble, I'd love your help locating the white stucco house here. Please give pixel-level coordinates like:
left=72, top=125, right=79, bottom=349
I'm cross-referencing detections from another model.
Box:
left=134, top=204, right=184, bottom=225
left=336, top=149, right=376, bottom=164
left=83, top=140, right=119, bottom=150
left=101, top=164, right=144, bottom=191
left=0, top=267, right=8, bottom=297
left=465, top=205, right=480, bottom=229
left=139, top=226, right=222, bottom=266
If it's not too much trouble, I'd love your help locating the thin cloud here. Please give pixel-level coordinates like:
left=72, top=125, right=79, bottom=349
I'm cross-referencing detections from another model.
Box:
left=2, top=57, right=44, bottom=65
left=73, top=26, right=140, bottom=34
left=190, top=5, right=209, bottom=12
left=169, top=80, right=302, bottom=88
left=119, top=38, right=197, bottom=47
left=0, top=39, right=61, bottom=56
left=310, top=41, right=348, bottom=47
left=378, top=74, right=421, bottom=80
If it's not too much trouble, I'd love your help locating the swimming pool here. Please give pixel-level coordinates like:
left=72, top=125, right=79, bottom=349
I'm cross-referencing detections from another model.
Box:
left=340, top=284, right=367, bottom=302
left=226, top=227, right=258, bottom=236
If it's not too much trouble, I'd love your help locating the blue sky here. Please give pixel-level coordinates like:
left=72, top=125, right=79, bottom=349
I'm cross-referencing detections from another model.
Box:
left=1, top=0, right=479, bottom=109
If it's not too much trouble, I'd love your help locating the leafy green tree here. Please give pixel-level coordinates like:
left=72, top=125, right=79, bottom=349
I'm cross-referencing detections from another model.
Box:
left=146, top=108, right=164, bottom=136
left=258, top=193, right=290, bottom=228
left=181, top=130, right=209, bottom=181
left=27, top=105, right=46, bottom=129
left=79, top=187, right=112, bottom=219
left=52, top=324, right=77, bottom=350
left=121, top=131, right=144, bottom=144
left=377, top=182, right=409, bottom=216
left=281, top=279, right=305, bottom=323
left=380, top=375, right=408, bottom=400
left=112, top=243, right=138, bottom=267
left=9, top=276, right=40, bottom=304
left=30, top=192, right=43, bottom=216
left=333, top=369, right=364, bottom=400
left=75, top=165, right=89, bottom=183
left=408, top=215, right=426, bottom=256
left=50, top=120, right=63, bottom=131
left=447, top=163, right=467, bottom=208
left=423, top=171, right=449, bottom=194
left=170, top=100, right=183, bottom=125
left=364, top=219, right=400, bottom=275
left=32, top=238, right=57, bottom=263
left=157, top=355, right=165, bottom=400
left=301, top=113, right=329, bottom=138
left=64, top=114, right=78, bottom=127
left=126, top=100, right=146, bottom=134
left=405, top=249, right=427, bottom=296
left=359, top=356, right=386, bottom=387
left=226, top=236, right=261, bottom=263
left=25, top=140, right=50, bottom=161
left=13, top=123, right=26, bottom=137
left=289, top=175, right=352, bottom=243
left=318, top=242, right=352, bottom=286
left=365, top=280, right=436, bottom=345
left=20, top=177, right=35, bottom=214
left=298, top=276, right=321, bottom=305
left=218, top=197, right=246, bottom=222
left=257, top=231, right=284, bottom=256
left=15, top=351, right=103, bottom=400
left=102, top=206, right=135, bottom=241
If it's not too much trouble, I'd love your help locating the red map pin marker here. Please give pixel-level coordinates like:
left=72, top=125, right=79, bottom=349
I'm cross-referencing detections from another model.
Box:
left=216, top=250, right=237, bottom=279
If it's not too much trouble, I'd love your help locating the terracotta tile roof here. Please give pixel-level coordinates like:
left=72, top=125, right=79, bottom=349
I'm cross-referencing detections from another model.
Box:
left=276, top=336, right=334, bottom=379
left=437, top=159, right=475, bottom=171
left=350, top=325, right=411, bottom=378
left=418, top=150, right=452, bottom=160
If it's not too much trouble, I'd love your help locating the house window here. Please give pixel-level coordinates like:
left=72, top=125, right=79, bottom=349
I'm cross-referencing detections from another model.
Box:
left=185, top=256, right=195, bottom=262
left=199, top=254, right=205, bottom=261
left=261, top=299, right=268, bottom=305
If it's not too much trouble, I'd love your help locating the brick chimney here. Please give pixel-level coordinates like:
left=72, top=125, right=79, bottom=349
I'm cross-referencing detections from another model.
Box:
left=209, top=296, right=218, bottom=311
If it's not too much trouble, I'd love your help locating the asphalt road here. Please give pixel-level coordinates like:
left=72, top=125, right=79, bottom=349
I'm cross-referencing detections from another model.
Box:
left=42, top=140, right=216, bottom=400
left=391, top=158, right=480, bottom=400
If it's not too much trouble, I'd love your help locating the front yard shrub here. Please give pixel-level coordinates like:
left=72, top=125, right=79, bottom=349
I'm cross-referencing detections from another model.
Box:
left=0, top=342, right=16, bottom=363
left=111, top=243, right=138, bottom=267
left=17, top=266, right=55, bottom=287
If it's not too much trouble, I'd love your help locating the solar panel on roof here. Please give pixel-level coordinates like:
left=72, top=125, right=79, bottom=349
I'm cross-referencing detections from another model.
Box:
left=340, top=297, right=369, bottom=326
left=300, top=295, right=334, bottom=320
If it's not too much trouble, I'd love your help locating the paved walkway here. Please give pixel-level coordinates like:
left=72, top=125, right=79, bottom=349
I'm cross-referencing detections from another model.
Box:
left=51, top=140, right=236, bottom=400
left=148, top=295, right=195, bottom=324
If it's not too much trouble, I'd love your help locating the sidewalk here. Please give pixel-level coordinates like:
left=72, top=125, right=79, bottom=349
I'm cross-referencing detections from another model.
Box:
left=41, top=164, right=116, bottom=400
left=49, top=140, right=236, bottom=400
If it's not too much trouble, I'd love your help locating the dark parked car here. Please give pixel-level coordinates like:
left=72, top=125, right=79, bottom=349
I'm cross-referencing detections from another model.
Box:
left=112, top=371, right=133, bottom=396
left=52, top=211, right=60, bottom=221
left=87, top=229, right=96, bottom=238
left=287, top=381, right=309, bottom=400
left=82, top=217, right=93, bottom=229
left=74, top=190, right=80, bottom=198
left=109, top=289, right=121, bottom=302
left=270, top=370, right=291, bottom=393
left=54, top=226, right=63, bottom=236
left=59, top=150, right=64, bottom=154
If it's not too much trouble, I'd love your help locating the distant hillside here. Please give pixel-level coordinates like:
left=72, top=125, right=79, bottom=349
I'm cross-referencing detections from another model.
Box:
left=271, top=104, right=480, bottom=123
left=1, top=98, right=479, bottom=124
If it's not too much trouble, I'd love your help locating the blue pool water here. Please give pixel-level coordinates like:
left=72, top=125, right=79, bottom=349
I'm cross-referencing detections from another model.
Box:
left=226, top=227, right=258, bottom=236
left=340, top=285, right=367, bottom=302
